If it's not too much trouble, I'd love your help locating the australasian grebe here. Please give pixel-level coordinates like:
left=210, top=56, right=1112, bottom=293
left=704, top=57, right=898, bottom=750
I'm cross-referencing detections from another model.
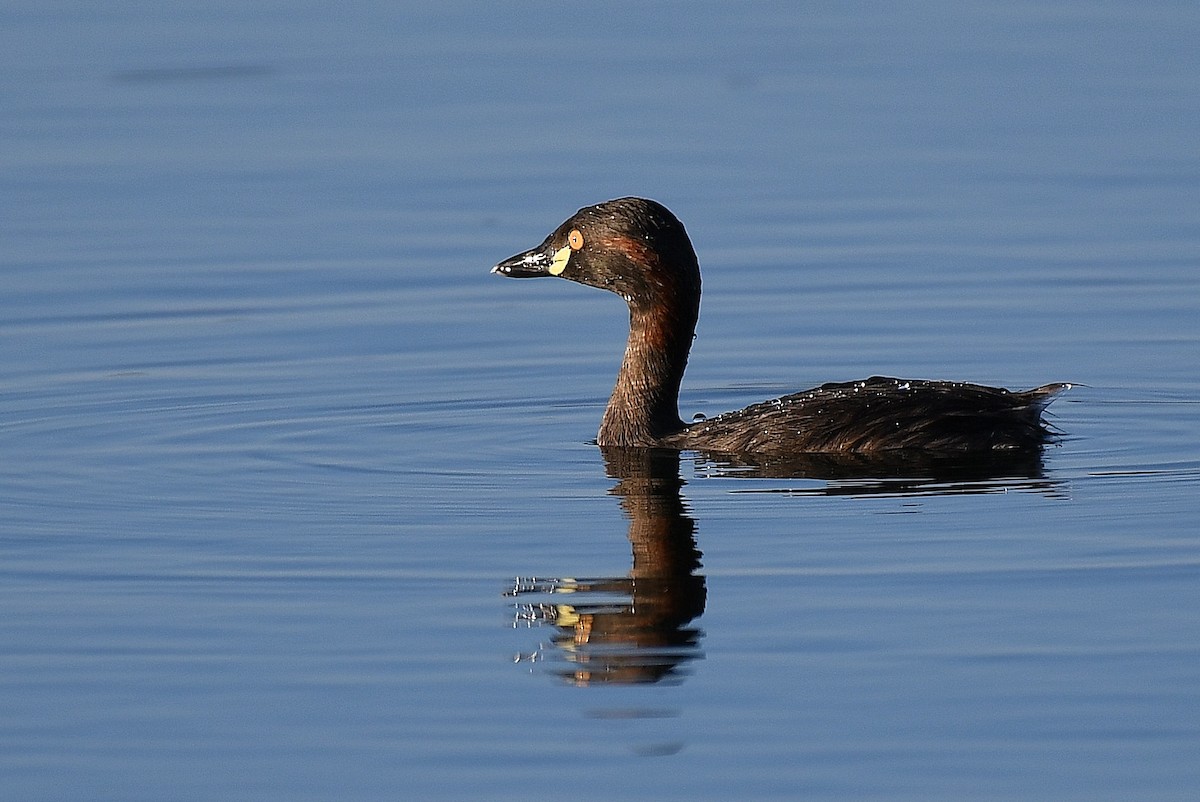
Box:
left=492, top=197, right=1068, bottom=456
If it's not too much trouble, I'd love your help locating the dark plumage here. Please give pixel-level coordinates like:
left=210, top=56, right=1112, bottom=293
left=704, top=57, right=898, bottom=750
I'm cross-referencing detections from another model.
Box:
left=492, top=197, right=1068, bottom=456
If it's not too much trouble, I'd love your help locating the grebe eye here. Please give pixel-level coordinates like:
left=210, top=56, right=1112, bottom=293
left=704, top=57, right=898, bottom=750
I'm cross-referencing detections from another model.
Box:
left=567, top=229, right=584, bottom=251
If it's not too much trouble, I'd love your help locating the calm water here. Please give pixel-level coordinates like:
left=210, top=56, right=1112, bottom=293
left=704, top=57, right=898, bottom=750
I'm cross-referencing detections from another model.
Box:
left=3, top=2, right=1199, bottom=799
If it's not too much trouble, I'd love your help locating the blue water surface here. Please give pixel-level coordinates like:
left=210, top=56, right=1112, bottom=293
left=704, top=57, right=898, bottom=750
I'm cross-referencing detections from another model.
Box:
left=2, top=2, right=1198, bottom=800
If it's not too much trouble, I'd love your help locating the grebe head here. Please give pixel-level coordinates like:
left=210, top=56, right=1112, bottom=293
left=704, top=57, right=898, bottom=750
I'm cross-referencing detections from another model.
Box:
left=491, top=197, right=701, bottom=313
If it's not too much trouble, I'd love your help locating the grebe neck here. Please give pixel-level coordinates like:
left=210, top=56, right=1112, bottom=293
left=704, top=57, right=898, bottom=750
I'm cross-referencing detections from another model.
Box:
left=598, top=294, right=698, bottom=447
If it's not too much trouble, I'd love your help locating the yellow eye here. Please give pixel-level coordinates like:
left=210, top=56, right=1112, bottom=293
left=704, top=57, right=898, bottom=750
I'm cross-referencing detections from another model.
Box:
left=568, top=229, right=584, bottom=251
